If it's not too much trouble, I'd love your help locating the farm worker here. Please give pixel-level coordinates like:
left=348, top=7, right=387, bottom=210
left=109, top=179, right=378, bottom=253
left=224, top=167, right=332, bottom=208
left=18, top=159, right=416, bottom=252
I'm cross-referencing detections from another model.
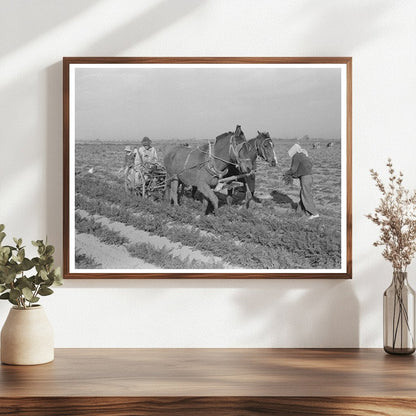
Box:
left=123, top=146, right=135, bottom=175
left=285, top=143, right=319, bottom=219
left=137, top=137, right=158, bottom=167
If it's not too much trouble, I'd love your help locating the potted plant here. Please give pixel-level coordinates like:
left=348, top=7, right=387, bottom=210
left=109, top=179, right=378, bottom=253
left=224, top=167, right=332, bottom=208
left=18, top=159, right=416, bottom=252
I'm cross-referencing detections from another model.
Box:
left=367, top=159, right=416, bottom=354
left=0, top=224, right=62, bottom=365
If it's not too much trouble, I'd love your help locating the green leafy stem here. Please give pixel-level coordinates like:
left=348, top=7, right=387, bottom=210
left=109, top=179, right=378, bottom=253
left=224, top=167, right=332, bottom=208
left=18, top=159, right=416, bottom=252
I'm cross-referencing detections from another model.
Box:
left=0, top=224, right=62, bottom=309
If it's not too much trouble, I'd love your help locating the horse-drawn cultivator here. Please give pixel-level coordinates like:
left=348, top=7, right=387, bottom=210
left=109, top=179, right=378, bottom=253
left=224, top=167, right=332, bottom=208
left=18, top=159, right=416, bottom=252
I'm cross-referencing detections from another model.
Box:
left=124, top=162, right=253, bottom=201
left=124, top=126, right=278, bottom=213
left=125, top=163, right=167, bottom=199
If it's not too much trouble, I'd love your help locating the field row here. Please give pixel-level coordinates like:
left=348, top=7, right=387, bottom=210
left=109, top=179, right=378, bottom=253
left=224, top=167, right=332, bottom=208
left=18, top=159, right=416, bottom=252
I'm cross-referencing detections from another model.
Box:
left=76, top=209, right=229, bottom=269
left=75, top=193, right=289, bottom=269
left=75, top=174, right=341, bottom=269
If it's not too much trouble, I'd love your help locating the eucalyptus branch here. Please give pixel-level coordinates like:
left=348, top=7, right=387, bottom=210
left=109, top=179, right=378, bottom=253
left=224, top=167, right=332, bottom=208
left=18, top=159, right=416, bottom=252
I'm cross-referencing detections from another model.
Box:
left=0, top=225, right=63, bottom=309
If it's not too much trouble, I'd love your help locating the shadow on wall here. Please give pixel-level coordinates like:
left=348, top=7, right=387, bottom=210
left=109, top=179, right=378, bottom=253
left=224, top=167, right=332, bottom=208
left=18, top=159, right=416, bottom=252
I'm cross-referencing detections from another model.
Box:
left=0, top=0, right=101, bottom=56
left=45, top=0, right=204, bottom=263
left=57, top=277, right=359, bottom=348
left=82, top=0, right=205, bottom=55
left=46, top=62, right=64, bottom=263
left=233, top=279, right=359, bottom=347
left=289, top=0, right=394, bottom=52
left=354, top=248, right=400, bottom=348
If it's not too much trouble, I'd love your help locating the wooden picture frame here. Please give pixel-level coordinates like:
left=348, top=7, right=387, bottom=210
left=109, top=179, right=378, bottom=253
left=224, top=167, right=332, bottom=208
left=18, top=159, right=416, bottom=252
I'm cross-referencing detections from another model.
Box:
left=63, top=57, right=352, bottom=279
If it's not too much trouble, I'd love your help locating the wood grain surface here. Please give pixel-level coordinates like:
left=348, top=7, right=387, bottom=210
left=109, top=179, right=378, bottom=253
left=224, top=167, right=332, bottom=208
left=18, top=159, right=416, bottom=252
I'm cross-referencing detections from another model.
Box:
left=1, top=348, right=414, bottom=415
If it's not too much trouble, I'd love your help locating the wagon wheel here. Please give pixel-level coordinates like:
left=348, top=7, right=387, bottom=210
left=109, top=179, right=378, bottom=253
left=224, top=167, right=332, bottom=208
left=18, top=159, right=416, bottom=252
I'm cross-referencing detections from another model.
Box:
left=144, top=174, right=163, bottom=200
left=141, top=168, right=165, bottom=198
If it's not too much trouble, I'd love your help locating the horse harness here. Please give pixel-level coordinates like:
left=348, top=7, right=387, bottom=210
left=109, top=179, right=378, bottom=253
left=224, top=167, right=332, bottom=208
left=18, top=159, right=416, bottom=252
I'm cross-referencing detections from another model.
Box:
left=177, top=134, right=250, bottom=180
left=229, top=134, right=251, bottom=168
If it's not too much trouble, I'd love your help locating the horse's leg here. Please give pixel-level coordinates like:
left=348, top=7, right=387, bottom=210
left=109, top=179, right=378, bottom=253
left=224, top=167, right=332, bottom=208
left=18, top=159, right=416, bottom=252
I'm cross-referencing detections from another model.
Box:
left=197, top=183, right=219, bottom=215
left=191, top=186, right=198, bottom=200
left=226, top=189, right=233, bottom=206
left=244, top=182, right=253, bottom=208
left=202, top=198, right=209, bottom=214
left=164, top=176, right=171, bottom=202
left=177, top=182, right=181, bottom=204
left=170, top=179, right=179, bottom=206
left=246, top=174, right=261, bottom=205
left=178, top=181, right=185, bottom=204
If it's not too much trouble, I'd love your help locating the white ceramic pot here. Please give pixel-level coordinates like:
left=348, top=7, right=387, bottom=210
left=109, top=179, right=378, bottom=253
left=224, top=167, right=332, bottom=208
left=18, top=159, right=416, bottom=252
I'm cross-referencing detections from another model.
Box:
left=1, top=305, right=54, bottom=365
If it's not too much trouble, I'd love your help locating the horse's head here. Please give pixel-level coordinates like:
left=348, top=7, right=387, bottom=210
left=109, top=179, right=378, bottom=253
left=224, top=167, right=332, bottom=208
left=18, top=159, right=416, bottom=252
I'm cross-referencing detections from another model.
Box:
left=256, top=131, right=277, bottom=167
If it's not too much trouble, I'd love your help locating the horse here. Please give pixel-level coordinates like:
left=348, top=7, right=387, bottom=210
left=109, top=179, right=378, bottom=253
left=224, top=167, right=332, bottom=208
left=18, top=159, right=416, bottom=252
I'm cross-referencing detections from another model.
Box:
left=226, top=131, right=277, bottom=207
left=164, top=126, right=252, bottom=215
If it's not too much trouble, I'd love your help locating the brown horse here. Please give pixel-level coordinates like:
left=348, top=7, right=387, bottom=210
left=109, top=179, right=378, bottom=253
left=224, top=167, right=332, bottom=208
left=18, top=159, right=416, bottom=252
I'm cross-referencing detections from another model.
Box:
left=226, top=131, right=277, bottom=207
left=164, top=126, right=252, bottom=215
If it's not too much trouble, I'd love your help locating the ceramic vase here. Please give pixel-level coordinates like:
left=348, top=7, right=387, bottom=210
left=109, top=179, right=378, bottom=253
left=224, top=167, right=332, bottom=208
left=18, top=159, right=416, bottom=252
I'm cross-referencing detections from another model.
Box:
left=1, top=305, right=54, bottom=365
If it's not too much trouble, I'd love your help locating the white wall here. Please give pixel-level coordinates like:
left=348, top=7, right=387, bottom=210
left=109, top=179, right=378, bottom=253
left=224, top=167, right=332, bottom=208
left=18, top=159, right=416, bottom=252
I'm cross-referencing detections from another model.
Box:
left=1, top=0, right=415, bottom=347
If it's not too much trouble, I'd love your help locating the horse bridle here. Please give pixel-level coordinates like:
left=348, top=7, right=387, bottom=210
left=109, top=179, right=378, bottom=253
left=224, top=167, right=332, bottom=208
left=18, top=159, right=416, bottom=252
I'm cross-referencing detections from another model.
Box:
left=205, top=135, right=250, bottom=178
left=203, top=134, right=251, bottom=170
left=255, top=136, right=273, bottom=161
left=176, top=134, right=251, bottom=180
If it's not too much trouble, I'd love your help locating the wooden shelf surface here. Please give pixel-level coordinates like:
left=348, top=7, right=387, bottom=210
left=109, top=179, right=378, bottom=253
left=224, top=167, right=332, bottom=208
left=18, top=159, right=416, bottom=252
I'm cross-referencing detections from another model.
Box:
left=1, top=348, right=416, bottom=415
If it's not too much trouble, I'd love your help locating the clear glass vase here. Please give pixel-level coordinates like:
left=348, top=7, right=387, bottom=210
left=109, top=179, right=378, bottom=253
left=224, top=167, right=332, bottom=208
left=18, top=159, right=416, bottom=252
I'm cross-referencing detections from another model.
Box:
left=383, top=271, right=415, bottom=355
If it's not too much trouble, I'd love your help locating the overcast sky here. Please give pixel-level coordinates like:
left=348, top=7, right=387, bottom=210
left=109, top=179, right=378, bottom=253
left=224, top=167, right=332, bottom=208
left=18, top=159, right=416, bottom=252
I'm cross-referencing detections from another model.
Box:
left=75, top=66, right=341, bottom=141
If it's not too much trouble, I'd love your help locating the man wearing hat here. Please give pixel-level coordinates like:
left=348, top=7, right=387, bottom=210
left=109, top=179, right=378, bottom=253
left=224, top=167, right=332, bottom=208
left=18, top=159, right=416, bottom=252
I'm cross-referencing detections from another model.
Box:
left=134, top=136, right=158, bottom=168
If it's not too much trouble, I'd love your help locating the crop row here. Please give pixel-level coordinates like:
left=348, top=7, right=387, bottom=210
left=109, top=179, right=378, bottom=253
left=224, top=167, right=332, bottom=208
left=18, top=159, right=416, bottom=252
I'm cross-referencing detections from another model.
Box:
left=75, top=213, right=215, bottom=269
left=75, top=252, right=101, bottom=269
left=75, top=194, right=289, bottom=269
left=75, top=175, right=341, bottom=269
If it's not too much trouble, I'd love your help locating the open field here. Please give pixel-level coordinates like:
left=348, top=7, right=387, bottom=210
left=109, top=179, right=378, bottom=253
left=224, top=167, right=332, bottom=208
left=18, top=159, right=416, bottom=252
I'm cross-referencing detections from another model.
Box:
left=74, top=138, right=342, bottom=270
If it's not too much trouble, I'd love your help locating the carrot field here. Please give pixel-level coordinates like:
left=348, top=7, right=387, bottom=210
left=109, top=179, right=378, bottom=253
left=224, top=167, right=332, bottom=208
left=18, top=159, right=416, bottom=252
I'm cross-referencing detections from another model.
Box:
left=74, top=138, right=342, bottom=270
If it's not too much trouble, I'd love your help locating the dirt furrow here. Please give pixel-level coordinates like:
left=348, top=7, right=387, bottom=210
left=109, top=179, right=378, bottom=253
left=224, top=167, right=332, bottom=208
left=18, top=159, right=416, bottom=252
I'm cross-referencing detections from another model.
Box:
left=76, top=232, right=158, bottom=270
left=76, top=209, right=234, bottom=268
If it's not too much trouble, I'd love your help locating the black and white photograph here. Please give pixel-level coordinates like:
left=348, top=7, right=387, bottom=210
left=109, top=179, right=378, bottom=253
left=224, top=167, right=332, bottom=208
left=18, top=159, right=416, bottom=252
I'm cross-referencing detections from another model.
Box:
left=63, top=58, right=352, bottom=279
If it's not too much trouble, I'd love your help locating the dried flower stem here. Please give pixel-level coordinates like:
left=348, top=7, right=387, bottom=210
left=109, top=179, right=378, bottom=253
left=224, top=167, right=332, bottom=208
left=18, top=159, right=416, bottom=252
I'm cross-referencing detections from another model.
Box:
left=366, top=159, right=416, bottom=271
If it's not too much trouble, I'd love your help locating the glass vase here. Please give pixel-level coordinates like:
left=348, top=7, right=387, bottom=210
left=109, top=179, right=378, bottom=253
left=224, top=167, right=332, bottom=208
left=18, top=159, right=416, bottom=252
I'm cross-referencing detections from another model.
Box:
left=383, top=271, right=415, bottom=355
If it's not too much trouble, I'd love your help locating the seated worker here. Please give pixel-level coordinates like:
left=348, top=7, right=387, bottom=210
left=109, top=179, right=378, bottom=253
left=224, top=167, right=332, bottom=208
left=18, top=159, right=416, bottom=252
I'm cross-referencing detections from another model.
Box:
left=134, top=137, right=160, bottom=178
left=135, top=136, right=159, bottom=173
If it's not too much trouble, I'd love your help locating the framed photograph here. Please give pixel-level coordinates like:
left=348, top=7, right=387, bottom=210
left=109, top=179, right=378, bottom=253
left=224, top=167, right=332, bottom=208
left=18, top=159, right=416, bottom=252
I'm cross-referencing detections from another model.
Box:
left=63, top=57, right=352, bottom=279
